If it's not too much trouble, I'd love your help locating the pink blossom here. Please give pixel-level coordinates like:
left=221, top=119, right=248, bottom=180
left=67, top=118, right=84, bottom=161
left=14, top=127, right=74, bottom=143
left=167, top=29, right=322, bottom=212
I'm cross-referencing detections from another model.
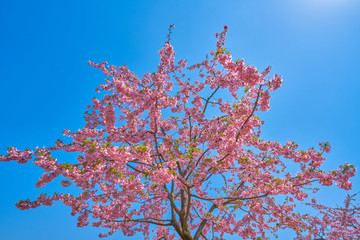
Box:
left=0, top=26, right=357, bottom=240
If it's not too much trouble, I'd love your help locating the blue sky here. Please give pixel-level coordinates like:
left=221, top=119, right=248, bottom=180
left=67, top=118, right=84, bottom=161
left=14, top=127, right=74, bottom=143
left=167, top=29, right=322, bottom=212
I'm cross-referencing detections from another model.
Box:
left=0, top=0, right=359, bottom=239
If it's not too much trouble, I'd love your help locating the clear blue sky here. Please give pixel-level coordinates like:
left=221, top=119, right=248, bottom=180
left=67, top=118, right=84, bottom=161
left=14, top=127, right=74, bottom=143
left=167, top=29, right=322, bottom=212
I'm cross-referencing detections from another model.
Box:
left=0, top=0, right=359, bottom=239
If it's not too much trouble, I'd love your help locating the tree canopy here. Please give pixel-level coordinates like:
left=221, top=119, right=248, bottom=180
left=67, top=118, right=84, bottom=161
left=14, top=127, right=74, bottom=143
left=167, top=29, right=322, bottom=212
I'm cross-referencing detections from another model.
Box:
left=1, top=26, right=359, bottom=240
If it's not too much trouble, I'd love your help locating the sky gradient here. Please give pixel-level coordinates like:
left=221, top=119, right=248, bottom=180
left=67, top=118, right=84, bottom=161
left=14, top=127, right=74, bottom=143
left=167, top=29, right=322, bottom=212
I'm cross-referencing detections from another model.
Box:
left=0, top=0, right=359, bottom=239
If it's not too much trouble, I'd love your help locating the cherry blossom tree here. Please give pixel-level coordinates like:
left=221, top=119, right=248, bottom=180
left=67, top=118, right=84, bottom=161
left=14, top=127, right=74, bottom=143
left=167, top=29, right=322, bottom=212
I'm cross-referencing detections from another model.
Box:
left=1, top=26, right=358, bottom=240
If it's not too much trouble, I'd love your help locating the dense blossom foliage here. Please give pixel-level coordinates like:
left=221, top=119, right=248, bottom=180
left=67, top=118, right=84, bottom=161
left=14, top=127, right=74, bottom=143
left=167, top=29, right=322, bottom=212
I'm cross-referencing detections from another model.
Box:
left=1, top=26, right=358, bottom=240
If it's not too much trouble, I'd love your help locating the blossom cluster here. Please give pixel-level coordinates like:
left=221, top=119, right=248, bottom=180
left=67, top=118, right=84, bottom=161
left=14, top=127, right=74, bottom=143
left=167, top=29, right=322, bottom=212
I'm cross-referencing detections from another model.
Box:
left=0, top=26, right=357, bottom=240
